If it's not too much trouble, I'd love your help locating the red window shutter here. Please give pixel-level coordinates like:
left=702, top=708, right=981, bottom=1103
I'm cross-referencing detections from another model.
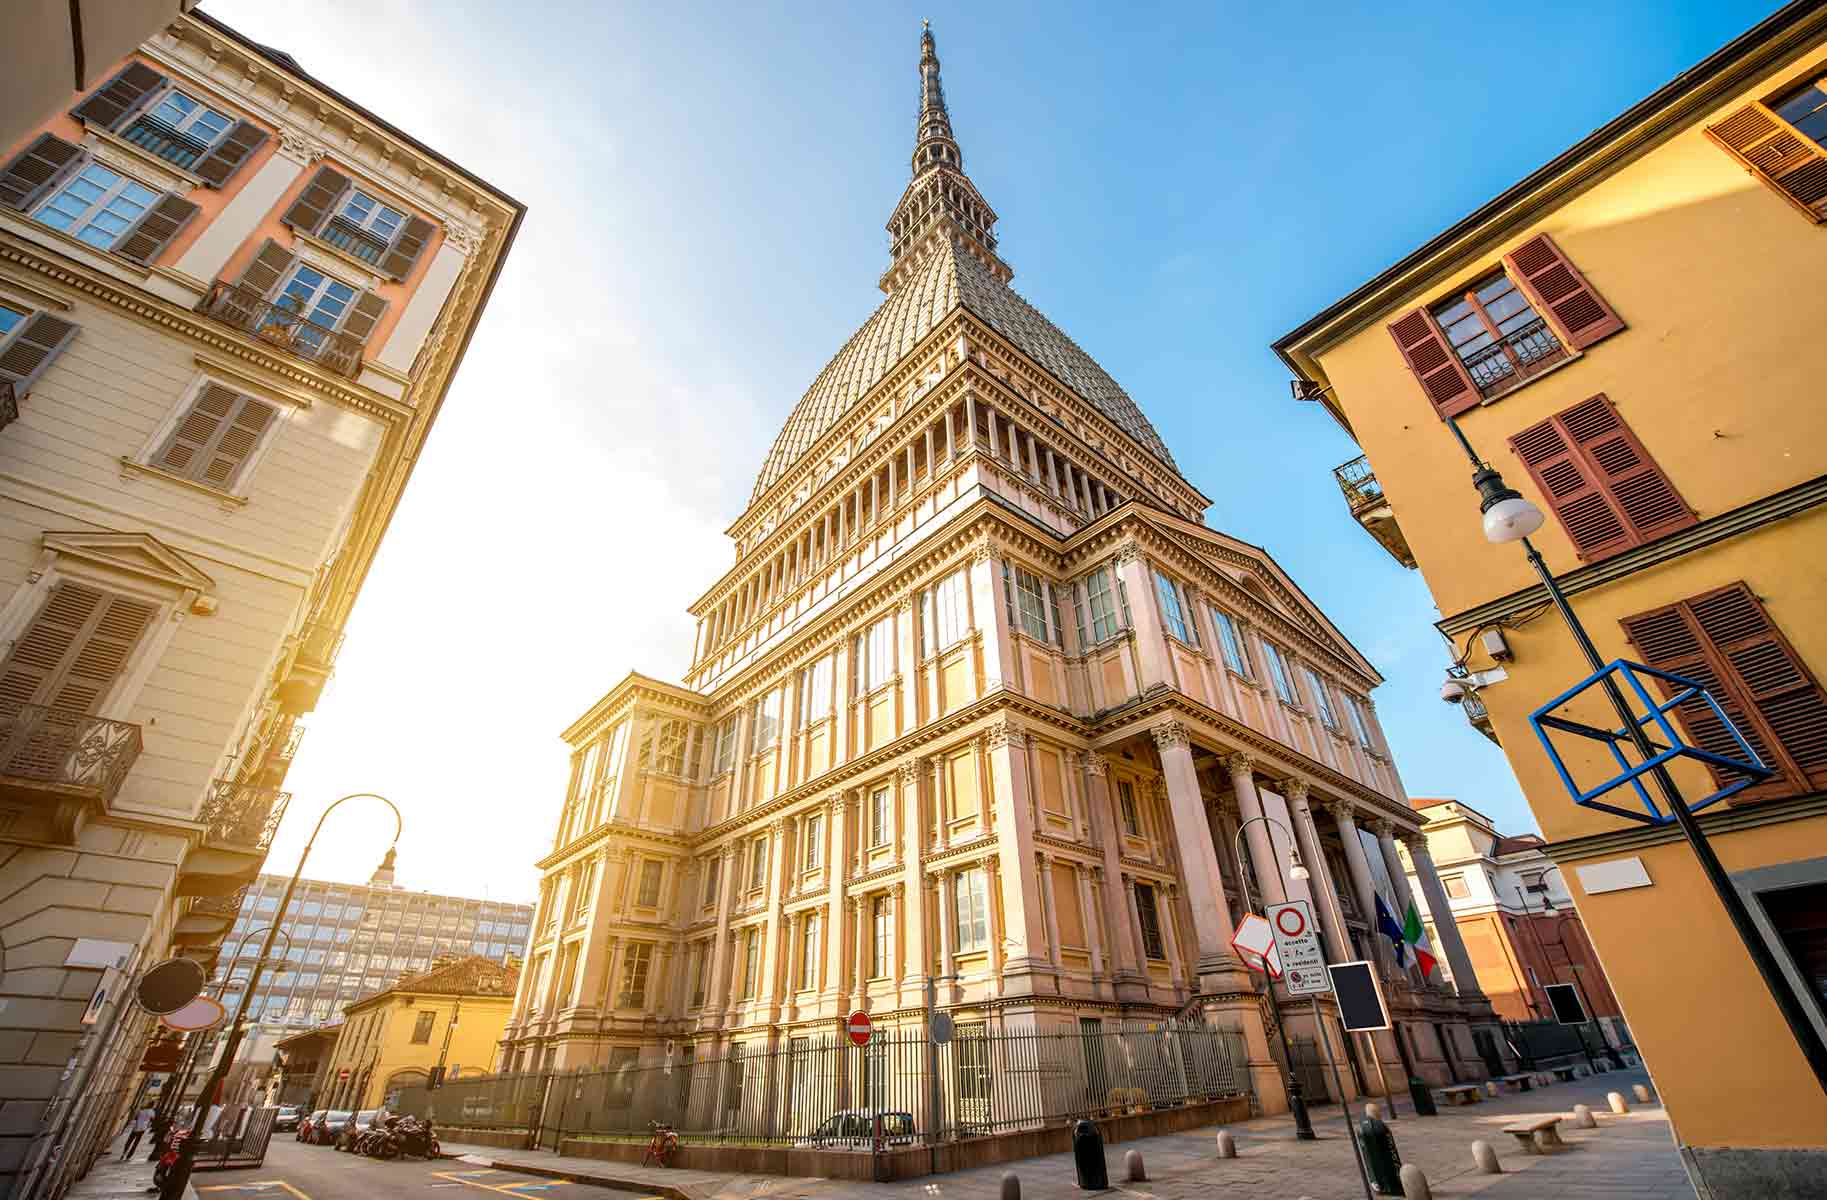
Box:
left=1509, top=394, right=1692, bottom=561
left=1503, top=234, right=1624, bottom=351
left=1623, top=583, right=1827, bottom=799
left=1387, top=307, right=1478, bottom=417
left=1705, top=104, right=1827, bottom=223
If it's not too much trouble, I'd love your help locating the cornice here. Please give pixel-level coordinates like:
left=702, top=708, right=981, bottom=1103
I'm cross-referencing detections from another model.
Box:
left=560, top=671, right=714, bottom=746
left=536, top=819, right=691, bottom=873
left=1542, top=790, right=1827, bottom=865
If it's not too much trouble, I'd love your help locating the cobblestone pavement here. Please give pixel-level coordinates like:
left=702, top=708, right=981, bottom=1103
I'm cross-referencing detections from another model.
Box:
left=446, top=1065, right=1690, bottom=1199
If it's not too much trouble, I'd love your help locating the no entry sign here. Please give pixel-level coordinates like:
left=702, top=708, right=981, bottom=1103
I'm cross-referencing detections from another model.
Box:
left=1267, top=900, right=1329, bottom=997
left=847, top=1010, right=873, bottom=1047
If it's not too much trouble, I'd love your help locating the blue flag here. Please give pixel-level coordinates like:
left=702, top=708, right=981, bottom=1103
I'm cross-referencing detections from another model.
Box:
left=1375, top=893, right=1408, bottom=967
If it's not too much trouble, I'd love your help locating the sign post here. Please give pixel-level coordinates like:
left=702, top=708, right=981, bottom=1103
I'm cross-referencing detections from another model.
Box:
left=1270, top=905, right=1373, bottom=1200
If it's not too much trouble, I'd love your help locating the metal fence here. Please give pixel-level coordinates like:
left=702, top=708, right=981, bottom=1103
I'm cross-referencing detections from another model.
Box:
left=396, top=1020, right=1252, bottom=1150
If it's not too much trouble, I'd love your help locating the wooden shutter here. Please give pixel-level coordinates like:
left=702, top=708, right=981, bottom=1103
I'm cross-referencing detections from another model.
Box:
left=113, top=192, right=199, bottom=264
left=0, top=312, right=80, bottom=398
left=0, top=134, right=83, bottom=211
left=281, top=166, right=349, bottom=235
left=1622, top=583, right=1827, bottom=798
left=193, top=119, right=270, bottom=188
left=155, top=383, right=277, bottom=490
left=1503, top=233, right=1624, bottom=351
left=338, top=291, right=389, bottom=346
left=378, top=215, right=434, bottom=281
left=1510, top=394, right=1692, bottom=562
left=1387, top=307, right=1479, bottom=417
left=69, top=62, right=165, bottom=130
left=0, top=581, right=156, bottom=716
left=235, top=239, right=297, bottom=298
left=1705, top=104, right=1827, bottom=223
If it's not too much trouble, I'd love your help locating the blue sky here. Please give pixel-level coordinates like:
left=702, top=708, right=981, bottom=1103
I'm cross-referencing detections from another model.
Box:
left=205, top=0, right=1783, bottom=898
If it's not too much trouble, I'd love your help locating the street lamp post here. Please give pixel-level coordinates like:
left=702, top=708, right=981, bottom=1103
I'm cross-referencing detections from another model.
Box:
left=1232, top=814, right=1316, bottom=1141
left=161, top=793, right=401, bottom=1200
left=156, top=925, right=294, bottom=1126
left=1446, top=417, right=1827, bottom=1095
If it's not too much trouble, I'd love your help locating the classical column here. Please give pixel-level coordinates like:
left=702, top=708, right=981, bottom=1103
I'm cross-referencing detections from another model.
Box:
left=1226, top=752, right=1287, bottom=907
left=851, top=894, right=869, bottom=1010
left=1152, top=721, right=1240, bottom=987
left=1123, top=875, right=1150, bottom=968
left=1375, top=820, right=1423, bottom=934
left=984, top=720, right=1046, bottom=981
left=703, top=845, right=738, bottom=1021
left=937, top=868, right=957, bottom=981
left=1330, top=801, right=1396, bottom=973
left=1112, top=539, right=1171, bottom=691
left=930, top=756, right=950, bottom=850
left=899, top=762, right=928, bottom=998
left=890, top=881, right=908, bottom=1000
left=761, top=819, right=789, bottom=1014
left=1257, top=781, right=1318, bottom=912
left=1083, top=754, right=1142, bottom=983
left=1403, top=832, right=1485, bottom=997
left=968, top=540, right=1014, bottom=691
left=1073, top=864, right=1104, bottom=977
left=1158, top=881, right=1186, bottom=990
left=824, top=796, right=850, bottom=1003
left=896, top=596, right=918, bottom=727
left=1037, top=851, right=1063, bottom=970
left=1285, top=781, right=1352, bottom=964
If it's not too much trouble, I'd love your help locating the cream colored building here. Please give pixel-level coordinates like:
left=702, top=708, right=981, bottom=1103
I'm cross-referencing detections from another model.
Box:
left=0, top=11, right=520, bottom=1195
left=499, top=28, right=1504, bottom=1116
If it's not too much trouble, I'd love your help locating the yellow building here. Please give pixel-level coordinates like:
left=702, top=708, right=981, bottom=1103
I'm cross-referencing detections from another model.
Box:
left=323, top=956, right=518, bottom=1111
left=1275, top=2, right=1827, bottom=1191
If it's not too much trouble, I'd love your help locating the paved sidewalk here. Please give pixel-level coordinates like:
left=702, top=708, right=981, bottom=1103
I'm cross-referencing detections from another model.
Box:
left=63, top=1134, right=202, bottom=1200
left=445, top=1066, right=1689, bottom=1199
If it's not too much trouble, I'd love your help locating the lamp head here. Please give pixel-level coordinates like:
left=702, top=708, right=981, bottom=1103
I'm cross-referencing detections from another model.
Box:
left=1440, top=675, right=1468, bottom=703
left=1472, top=465, right=1545, bottom=544
left=1288, top=847, right=1310, bottom=881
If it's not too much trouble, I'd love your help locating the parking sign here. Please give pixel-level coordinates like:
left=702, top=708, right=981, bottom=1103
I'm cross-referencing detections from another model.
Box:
left=1267, top=900, right=1330, bottom=997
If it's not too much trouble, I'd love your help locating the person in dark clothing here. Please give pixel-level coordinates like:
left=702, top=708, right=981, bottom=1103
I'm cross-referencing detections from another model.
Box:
left=147, top=1112, right=171, bottom=1162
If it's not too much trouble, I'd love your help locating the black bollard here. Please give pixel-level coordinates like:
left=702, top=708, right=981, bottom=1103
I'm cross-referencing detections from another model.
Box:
left=1407, top=1076, right=1438, bottom=1117
left=1071, top=1119, right=1108, bottom=1191
left=1357, top=1114, right=1404, bottom=1196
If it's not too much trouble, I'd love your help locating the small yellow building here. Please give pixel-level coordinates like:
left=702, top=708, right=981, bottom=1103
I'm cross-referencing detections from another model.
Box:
left=1275, top=2, right=1827, bottom=1192
left=322, top=956, right=518, bottom=1111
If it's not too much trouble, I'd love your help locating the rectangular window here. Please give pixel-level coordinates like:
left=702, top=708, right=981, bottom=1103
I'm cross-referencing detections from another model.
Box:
left=636, top=861, right=662, bottom=908
left=954, top=868, right=989, bottom=954
left=870, top=895, right=890, bottom=977
left=1510, top=394, right=1693, bottom=563
left=411, top=1011, right=435, bottom=1043
left=865, top=616, right=895, bottom=691
left=692, top=943, right=708, bottom=1006
left=1116, top=780, right=1141, bottom=838
left=1261, top=640, right=1298, bottom=706
left=619, top=943, right=653, bottom=1008
left=752, top=691, right=781, bottom=752
left=1135, top=883, right=1166, bottom=960
left=1429, top=271, right=1566, bottom=398
left=1004, top=564, right=1051, bottom=641
left=1212, top=607, right=1250, bottom=677
left=36, top=162, right=158, bottom=250
left=703, top=857, right=721, bottom=906
left=799, top=914, right=819, bottom=990
left=1349, top=697, right=1378, bottom=750
left=1303, top=667, right=1340, bottom=731
left=870, top=786, right=891, bottom=847
left=801, top=656, right=832, bottom=721
left=152, top=381, right=278, bottom=492
left=713, top=717, right=737, bottom=774
left=650, top=719, right=687, bottom=774
left=931, top=570, right=970, bottom=650
left=803, top=813, right=823, bottom=869
left=123, top=88, right=233, bottom=168
left=741, top=931, right=760, bottom=999
left=1152, top=569, right=1194, bottom=644
left=1077, top=566, right=1126, bottom=645
left=321, top=188, right=408, bottom=265
left=1443, top=875, right=1471, bottom=900
left=749, top=837, right=768, bottom=890
left=0, top=580, right=156, bottom=716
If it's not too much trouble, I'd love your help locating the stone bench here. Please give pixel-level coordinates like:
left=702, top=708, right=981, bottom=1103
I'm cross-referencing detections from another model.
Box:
left=1438, top=1085, right=1481, bottom=1106
left=1502, top=1116, right=1566, bottom=1154
left=1551, top=1066, right=1578, bottom=1083
left=1496, top=1073, right=1535, bottom=1093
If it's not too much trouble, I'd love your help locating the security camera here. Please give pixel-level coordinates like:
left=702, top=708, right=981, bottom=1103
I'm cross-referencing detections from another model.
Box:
left=1440, top=676, right=1468, bottom=703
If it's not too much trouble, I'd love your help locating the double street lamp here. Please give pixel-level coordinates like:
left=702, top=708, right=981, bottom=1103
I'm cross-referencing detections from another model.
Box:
left=161, top=792, right=401, bottom=1200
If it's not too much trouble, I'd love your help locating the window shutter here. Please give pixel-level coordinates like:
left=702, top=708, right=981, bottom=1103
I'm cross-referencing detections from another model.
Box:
left=69, top=62, right=166, bottom=130
left=235, top=239, right=297, bottom=298
left=378, top=215, right=434, bottom=281
left=1704, top=104, right=1827, bottom=223
left=199, top=395, right=277, bottom=489
left=0, top=312, right=80, bottom=398
left=157, top=382, right=277, bottom=489
left=193, top=119, right=270, bottom=189
left=281, top=166, right=350, bottom=235
left=0, top=134, right=83, bottom=212
left=1502, top=233, right=1624, bottom=351
left=337, top=291, right=389, bottom=347
left=1509, top=395, right=1692, bottom=562
left=113, top=192, right=199, bottom=264
left=1622, top=583, right=1827, bottom=798
left=0, top=581, right=156, bottom=716
left=1387, top=307, right=1479, bottom=417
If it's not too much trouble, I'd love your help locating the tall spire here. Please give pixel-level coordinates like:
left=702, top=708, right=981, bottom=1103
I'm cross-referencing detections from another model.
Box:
left=882, top=23, right=1009, bottom=293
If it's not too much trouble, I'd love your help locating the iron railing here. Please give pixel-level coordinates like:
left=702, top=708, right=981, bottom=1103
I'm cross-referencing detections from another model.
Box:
left=189, top=886, right=251, bottom=920
left=1461, top=317, right=1564, bottom=395
left=0, top=380, right=17, bottom=433
left=319, top=215, right=389, bottom=266
left=0, top=704, right=142, bottom=805
left=199, top=781, right=290, bottom=851
left=199, top=281, right=366, bottom=377
left=397, top=1020, right=1252, bottom=1151
left=292, top=620, right=347, bottom=670
left=120, top=114, right=215, bottom=170
left=1333, top=455, right=1384, bottom=515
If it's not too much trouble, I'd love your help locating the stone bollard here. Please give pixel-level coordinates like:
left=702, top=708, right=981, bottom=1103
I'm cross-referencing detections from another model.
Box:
left=1364, top=1102, right=1383, bottom=1120
left=1484, top=1081, right=1500, bottom=1098
left=1573, top=1104, right=1597, bottom=1129
left=1608, top=1091, right=1630, bottom=1114
left=1214, top=1130, right=1236, bottom=1159
left=1000, top=1172, right=1020, bottom=1200
left=1633, top=1083, right=1652, bottom=1104
left=1124, top=1149, right=1146, bottom=1182
left=1399, top=1162, right=1433, bottom=1199
left=1471, top=1139, right=1502, bottom=1174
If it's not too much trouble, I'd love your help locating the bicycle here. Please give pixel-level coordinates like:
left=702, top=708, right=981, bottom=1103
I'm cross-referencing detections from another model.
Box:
left=641, top=1121, right=678, bottom=1168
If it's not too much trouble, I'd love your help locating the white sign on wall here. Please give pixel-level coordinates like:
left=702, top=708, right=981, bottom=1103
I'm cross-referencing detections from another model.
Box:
left=1267, top=900, right=1330, bottom=997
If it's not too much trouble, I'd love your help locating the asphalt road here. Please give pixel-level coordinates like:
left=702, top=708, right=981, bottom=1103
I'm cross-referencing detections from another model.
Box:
left=195, top=1138, right=651, bottom=1200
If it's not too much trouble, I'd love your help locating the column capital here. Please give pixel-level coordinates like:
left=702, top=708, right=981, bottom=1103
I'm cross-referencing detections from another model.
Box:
left=1400, top=831, right=1429, bottom=857
left=897, top=594, right=917, bottom=615
left=1371, top=816, right=1397, bottom=839
left=1150, top=719, right=1192, bottom=752
left=985, top=718, right=1027, bottom=750
left=1223, top=751, right=1255, bottom=780
left=1283, top=778, right=1312, bottom=805
left=1325, top=797, right=1356, bottom=825
left=1114, top=537, right=1145, bottom=567
left=1082, top=751, right=1108, bottom=778
left=897, top=759, right=921, bottom=786
left=890, top=880, right=905, bottom=899
left=969, top=538, right=995, bottom=565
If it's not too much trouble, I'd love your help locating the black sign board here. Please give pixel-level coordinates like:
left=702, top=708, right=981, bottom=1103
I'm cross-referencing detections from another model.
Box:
left=1545, top=982, right=1589, bottom=1025
left=1327, top=960, right=1390, bottom=1031
left=135, top=957, right=205, bottom=1015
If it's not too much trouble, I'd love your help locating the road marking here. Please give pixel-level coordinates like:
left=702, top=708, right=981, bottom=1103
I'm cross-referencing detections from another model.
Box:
left=433, top=1172, right=572, bottom=1196
left=199, top=1184, right=312, bottom=1200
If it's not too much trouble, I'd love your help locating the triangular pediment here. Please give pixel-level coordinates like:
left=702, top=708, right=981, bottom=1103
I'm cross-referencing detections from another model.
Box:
left=42, top=532, right=216, bottom=593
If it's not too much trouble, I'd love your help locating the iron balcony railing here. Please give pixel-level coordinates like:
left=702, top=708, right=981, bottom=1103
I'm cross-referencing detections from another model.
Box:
left=120, top=114, right=215, bottom=171
left=199, top=780, right=291, bottom=852
left=293, top=620, right=347, bottom=670
left=1333, top=455, right=1385, bottom=515
left=0, top=704, right=142, bottom=806
left=188, top=887, right=250, bottom=920
left=200, top=281, right=365, bottom=378
left=318, top=215, right=389, bottom=266
left=1461, top=316, right=1565, bottom=396
left=0, top=380, right=16, bottom=433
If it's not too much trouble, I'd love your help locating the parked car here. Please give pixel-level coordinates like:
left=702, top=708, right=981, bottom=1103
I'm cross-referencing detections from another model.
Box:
left=296, top=1110, right=326, bottom=1142
left=272, top=1106, right=302, bottom=1133
left=335, top=1110, right=384, bottom=1151
left=795, top=1109, right=915, bottom=1150
left=311, top=1109, right=353, bottom=1146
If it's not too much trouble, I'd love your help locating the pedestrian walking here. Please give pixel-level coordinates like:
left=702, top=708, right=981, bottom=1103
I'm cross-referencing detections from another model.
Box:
left=147, top=1110, right=171, bottom=1162
left=122, top=1106, right=153, bottom=1160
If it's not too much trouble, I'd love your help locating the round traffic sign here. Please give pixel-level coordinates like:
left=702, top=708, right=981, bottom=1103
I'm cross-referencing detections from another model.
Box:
left=135, top=957, right=206, bottom=1015
left=846, top=1009, right=873, bottom=1047
left=1274, top=907, right=1307, bottom=937
left=930, top=1012, right=954, bottom=1045
left=160, top=995, right=226, bottom=1032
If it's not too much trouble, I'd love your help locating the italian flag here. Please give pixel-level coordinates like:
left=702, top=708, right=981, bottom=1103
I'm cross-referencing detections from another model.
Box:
left=1402, top=901, right=1438, bottom=981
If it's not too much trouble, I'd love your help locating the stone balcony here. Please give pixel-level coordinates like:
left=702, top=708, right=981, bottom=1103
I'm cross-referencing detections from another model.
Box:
left=1333, top=455, right=1415, bottom=569
left=272, top=620, right=345, bottom=716
left=0, top=704, right=143, bottom=843
left=175, top=781, right=291, bottom=898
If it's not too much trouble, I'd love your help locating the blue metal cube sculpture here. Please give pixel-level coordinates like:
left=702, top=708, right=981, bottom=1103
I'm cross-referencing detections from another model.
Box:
left=1529, top=659, right=1773, bottom=826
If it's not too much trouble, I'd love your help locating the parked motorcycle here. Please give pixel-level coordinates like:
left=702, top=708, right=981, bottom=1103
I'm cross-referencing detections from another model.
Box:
left=354, top=1115, right=438, bottom=1161
left=150, top=1131, right=189, bottom=1193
